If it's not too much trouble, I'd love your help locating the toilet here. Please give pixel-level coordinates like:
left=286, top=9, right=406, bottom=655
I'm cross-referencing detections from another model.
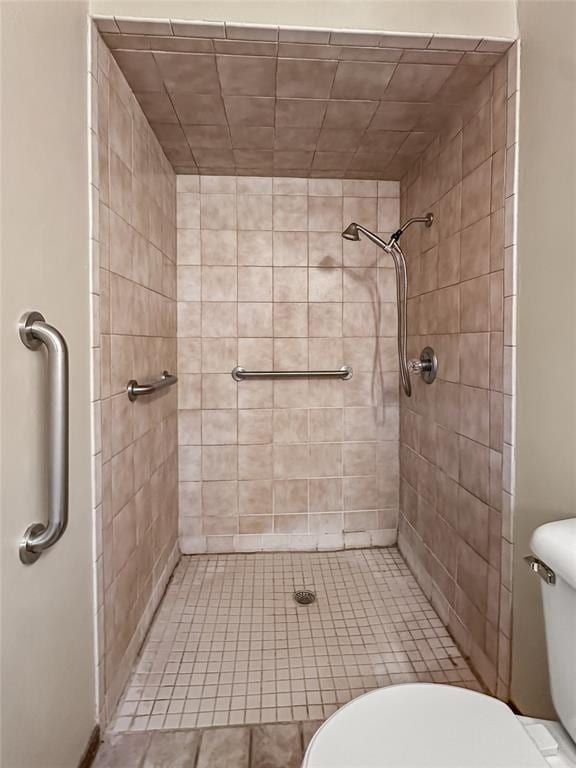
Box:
left=303, top=518, right=576, bottom=767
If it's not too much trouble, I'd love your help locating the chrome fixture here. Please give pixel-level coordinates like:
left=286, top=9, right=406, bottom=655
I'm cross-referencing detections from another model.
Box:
left=342, top=214, right=437, bottom=397
left=232, top=365, right=353, bottom=381
left=525, top=555, right=556, bottom=585
left=408, top=346, right=438, bottom=385
left=294, top=590, right=316, bottom=605
left=18, top=311, right=69, bottom=565
left=127, top=370, right=178, bottom=401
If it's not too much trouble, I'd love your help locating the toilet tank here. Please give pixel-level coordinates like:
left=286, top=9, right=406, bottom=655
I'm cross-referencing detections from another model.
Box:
left=531, top=518, right=576, bottom=743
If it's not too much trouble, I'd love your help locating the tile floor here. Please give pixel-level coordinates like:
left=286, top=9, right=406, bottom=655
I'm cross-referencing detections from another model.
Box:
left=94, top=721, right=320, bottom=768
left=111, top=548, right=480, bottom=732
left=94, top=717, right=576, bottom=768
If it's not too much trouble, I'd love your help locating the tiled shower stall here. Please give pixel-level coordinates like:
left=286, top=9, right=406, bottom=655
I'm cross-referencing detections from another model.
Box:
left=176, top=174, right=401, bottom=555
left=88, top=16, right=518, bottom=734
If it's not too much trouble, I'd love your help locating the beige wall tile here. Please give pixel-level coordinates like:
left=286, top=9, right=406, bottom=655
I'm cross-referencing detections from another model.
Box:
left=177, top=175, right=400, bottom=555
left=237, top=194, right=272, bottom=230
left=93, top=33, right=179, bottom=721
left=309, top=478, right=343, bottom=512
left=202, top=481, right=238, bottom=516
left=202, top=302, right=237, bottom=338
left=460, top=275, right=490, bottom=332
left=273, top=231, right=308, bottom=266
left=202, top=445, right=238, bottom=480
left=239, top=337, right=273, bottom=369
left=274, top=338, right=308, bottom=369
left=397, top=62, right=515, bottom=698
left=239, top=444, right=273, bottom=480
left=309, top=408, right=343, bottom=442
left=238, top=302, right=273, bottom=337
left=238, top=480, right=272, bottom=515
left=308, top=196, right=342, bottom=231
left=238, top=230, right=272, bottom=266
left=238, top=266, right=273, bottom=301
left=308, top=232, right=342, bottom=268
left=462, top=158, right=492, bottom=229
left=238, top=409, right=273, bottom=444
left=200, top=230, right=237, bottom=265
left=202, top=338, right=237, bottom=372
left=273, top=267, right=308, bottom=301
left=201, top=374, right=237, bottom=408
left=309, top=267, right=342, bottom=302
left=273, top=195, right=307, bottom=231
left=202, top=409, right=238, bottom=445
left=309, top=303, right=342, bottom=337
left=309, top=443, right=343, bottom=477
left=274, top=303, right=308, bottom=337
left=200, top=193, right=237, bottom=229
left=273, top=409, right=309, bottom=443
left=201, top=266, right=238, bottom=301
left=273, top=479, right=308, bottom=514
left=460, top=215, right=490, bottom=280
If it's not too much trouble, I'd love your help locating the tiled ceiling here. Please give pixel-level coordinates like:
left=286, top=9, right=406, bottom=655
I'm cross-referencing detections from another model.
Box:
left=96, top=16, right=513, bottom=179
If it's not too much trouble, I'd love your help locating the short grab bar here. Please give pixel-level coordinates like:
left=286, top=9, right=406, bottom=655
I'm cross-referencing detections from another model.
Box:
left=232, top=365, right=353, bottom=381
left=127, top=370, right=178, bottom=401
left=19, top=311, right=69, bottom=565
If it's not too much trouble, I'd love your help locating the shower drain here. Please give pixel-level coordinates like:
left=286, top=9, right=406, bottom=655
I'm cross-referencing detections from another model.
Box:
left=293, top=590, right=316, bottom=605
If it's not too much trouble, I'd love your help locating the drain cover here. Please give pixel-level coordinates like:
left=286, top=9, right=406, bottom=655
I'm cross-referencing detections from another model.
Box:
left=294, top=590, right=316, bottom=605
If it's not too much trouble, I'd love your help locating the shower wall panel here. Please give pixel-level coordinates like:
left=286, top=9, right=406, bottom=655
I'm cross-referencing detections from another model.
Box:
left=397, top=47, right=518, bottom=698
left=90, top=30, right=179, bottom=720
left=176, top=176, right=401, bottom=553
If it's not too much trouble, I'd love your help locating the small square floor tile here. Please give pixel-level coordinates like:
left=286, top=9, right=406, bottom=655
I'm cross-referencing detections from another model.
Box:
left=110, top=548, right=477, bottom=732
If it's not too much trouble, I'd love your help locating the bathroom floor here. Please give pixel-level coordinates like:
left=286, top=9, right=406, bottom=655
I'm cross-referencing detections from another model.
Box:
left=111, top=547, right=480, bottom=733
left=94, top=717, right=576, bottom=768
left=94, top=721, right=320, bottom=768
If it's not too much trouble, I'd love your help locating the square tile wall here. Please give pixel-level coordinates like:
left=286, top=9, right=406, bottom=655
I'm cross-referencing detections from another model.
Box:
left=396, top=45, right=518, bottom=699
left=177, top=175, right=401, bottom=553
left=96, top=15, right=513, bottom=180
left=89, top=28, right=180, bottom=722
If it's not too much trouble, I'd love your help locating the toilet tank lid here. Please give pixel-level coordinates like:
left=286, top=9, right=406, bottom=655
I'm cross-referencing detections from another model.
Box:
left=531, top=518, right=576, bottom=589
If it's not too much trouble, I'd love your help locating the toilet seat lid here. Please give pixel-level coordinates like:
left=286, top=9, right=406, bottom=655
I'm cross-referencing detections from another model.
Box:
left=303, top=683, right=549, bottom=768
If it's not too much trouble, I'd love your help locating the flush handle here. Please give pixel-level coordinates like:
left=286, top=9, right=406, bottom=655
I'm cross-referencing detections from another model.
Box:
left=525, top=556, right=556, bottom=585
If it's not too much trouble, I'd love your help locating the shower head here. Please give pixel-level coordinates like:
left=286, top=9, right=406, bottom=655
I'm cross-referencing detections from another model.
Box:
left=342, top=223, right=360, bottom=241
left=342, top=222, right=392, bottom=252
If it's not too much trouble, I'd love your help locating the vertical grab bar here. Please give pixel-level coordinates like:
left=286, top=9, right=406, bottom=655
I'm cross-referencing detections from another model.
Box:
left=18, top=311, right=69, bottom=564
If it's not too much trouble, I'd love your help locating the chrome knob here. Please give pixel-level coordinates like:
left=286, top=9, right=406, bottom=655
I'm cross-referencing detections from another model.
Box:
left=408, top=346, right=438, bottom=385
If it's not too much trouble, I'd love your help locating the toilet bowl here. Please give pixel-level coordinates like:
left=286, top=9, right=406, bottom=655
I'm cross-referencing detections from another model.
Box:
left=303, top=518, right=576, bottom=767
left=302, top=683, right=550, bottom=767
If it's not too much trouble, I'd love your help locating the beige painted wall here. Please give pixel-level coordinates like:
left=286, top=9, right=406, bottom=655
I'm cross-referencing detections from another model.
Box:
left=90, top=0, right=518, bottom=38
left=512, top=0, right=576, bottom=718
left=0, top=1, right=95, bottom=766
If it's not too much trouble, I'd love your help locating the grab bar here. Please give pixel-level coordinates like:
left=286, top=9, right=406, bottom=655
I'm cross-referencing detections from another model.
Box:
left=127, top=370, right=178, bottom=401
left=232, top=365, right=353, bottom=381
left=19, top=311, right=69, bottom=565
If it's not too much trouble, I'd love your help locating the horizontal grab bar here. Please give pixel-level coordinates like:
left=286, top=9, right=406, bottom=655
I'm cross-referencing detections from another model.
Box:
left=232, top=365, right=353, bottom=381
left=127, top=370, right=178, bottom=401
